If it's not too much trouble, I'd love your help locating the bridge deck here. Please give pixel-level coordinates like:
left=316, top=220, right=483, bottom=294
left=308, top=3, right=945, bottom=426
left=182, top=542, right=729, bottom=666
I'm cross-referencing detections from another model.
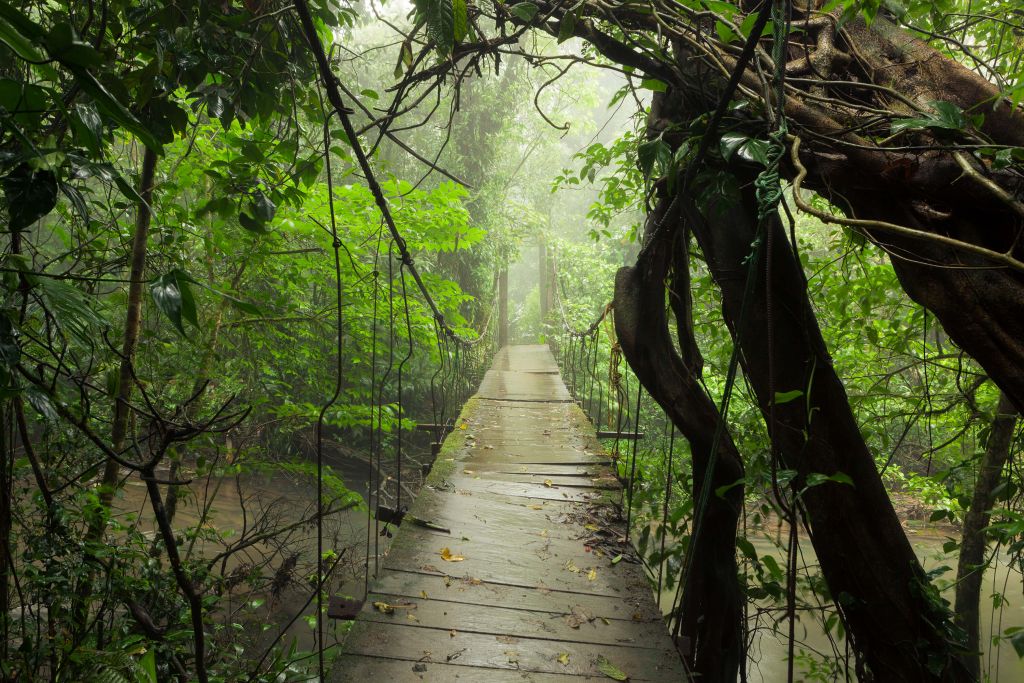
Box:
left=331, top=345, right=686, bottom=681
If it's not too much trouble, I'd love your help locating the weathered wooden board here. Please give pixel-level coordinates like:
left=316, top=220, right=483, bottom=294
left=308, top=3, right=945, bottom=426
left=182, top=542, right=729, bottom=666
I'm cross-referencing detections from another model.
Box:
left=329, top=655, right=597, bottom=682
left=358, top=593, right=670, bottom=646
left=370, top=570, right=661, bottom=622
left=330, top=345, right=683, bottom=682
left=340, top=620, right=686, bottom=680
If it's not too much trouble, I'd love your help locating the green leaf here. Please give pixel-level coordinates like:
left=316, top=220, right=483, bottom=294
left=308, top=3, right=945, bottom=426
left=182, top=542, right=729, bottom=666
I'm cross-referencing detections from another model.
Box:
left=891, top=101, right=967, bottom=136
left=150, top=270, right=198, bottom=337
left=138, top=648, right=157, bottom=683
left=0, top=15, right=45, bottom=62
left=70, top=102, right=103, bottom=155
left=2, top=163, right=57, bottom=231
left=637, top=136, right=671, bottom=179
left=24, top=385, right=57, bottom=422
left=596, top=655, right=628, bottom=681
left=452, top=0, right=468, bottom=43
left=557, top=11, right=576, bottom=43
left=639, top=78, right=668, bottom=92
left=252, top=190, right=276, bottom=223
left=719, top=132, right=749, bottom=161
left=806, top=472, right=854, bottom=488
left=414, top=0, right=456, bottom=54
left=773, top=389, right=804, bottom=405
left=1008, top=629, right=1024, bottom=658
left=509, top=2, right=540, bottom=22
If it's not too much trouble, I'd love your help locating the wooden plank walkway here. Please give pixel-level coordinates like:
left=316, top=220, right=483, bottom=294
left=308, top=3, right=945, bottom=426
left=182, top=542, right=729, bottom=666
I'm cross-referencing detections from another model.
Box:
left=330, top=345, right=686, bottom=682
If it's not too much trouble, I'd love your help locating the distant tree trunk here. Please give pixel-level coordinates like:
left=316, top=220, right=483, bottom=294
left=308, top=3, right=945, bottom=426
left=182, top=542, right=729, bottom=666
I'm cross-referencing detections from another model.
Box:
left=614, top=197, right=745, bottom=680
left=74, top=147, right=158, bottom=637
left=99, top=147, right=158, bottom=510
left=955, top=391, right=1019, bottom=678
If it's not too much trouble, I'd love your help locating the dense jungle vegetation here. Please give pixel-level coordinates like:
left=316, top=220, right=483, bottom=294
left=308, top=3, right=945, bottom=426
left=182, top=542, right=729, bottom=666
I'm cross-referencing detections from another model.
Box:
left=2, top=0, right=1024, bottom=681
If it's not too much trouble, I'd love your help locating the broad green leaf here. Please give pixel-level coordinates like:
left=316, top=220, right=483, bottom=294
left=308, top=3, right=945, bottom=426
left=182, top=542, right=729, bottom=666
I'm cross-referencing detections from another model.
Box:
left=719, top=132, right=749, bottom=161
left=1010, top=629, right=1024, bottom=658
left=557, top=11, right=576, bottom=43
left=637, top=136, right=671, bottom=179
left=639, top=78, right=668, bottom=92
left=66, top=64, right=163, bottom=153
left=150, top=270, right=198, bottom=336
left=70, top=102, right=103, bottom=155
left=452, top=0, right=468, bottom=43
left=414, top=0, right=456, bottom=54
left=139, top=648, right=157, bottom=683
left=2, top=163, right=57, bottom=231
left=891, top=101, right=967, bottom=136
left=509, top=2, right=540, bottom=22
left=252, top=190, right=276, bottom=223
left=773, top=389, right=804, bottom=405
left=0, top=15, right=45, bottom=62
left=24, top=385, right=57, bottom=422
left=806, top=472, right=855, bottom=488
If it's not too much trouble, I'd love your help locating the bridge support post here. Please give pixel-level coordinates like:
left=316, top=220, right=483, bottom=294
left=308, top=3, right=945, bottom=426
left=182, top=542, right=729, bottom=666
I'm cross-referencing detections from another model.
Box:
left=498, top=268, right=508, bottom=348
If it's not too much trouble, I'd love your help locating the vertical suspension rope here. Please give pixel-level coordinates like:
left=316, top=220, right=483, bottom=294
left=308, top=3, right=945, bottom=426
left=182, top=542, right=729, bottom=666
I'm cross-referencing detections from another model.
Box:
left=396, top=262, right=415, bottom=515
left=657, top=424, right=676, bottom=605
left=624, top=384, right=644, bottom=543
left=364, top=227, right=384, bottom=598
left=313, top=109, right=345, bottom=679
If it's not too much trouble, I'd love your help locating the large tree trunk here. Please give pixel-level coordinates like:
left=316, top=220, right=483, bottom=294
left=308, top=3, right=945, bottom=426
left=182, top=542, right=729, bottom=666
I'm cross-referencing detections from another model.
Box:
left=685, top=176, right=970, bottom=679
left=643, top=80, right=972, bottom=678
left=955, top=392, right=1019, bottom=678
left=614, top=197, right=745, bottom=681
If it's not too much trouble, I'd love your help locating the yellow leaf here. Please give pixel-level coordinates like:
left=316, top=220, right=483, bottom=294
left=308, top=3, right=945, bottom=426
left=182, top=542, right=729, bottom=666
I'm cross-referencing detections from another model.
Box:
left=440, top=547, right=465, bottom=562
left=407, top=613, right=419, bottom=622
left=420, top=590, right=429, bottom=600
left=528, top=504, right=544, bottom=510
left=563, top=559, right=580, bottom=573
left=459, top=423, right=468, bottom=430
left=544, top=479, right=554, bottom=487
left=587, top=568, right=597, bottom=581
left=373, top=601, right=394, bottom=614
left=557, top=652, right=570, bottom=666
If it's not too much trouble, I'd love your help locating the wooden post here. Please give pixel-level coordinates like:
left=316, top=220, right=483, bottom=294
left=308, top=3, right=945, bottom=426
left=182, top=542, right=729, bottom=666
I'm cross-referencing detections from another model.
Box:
left=538, top=239, right=549, bottom=334
left=498, top=268, right=508, bottom=348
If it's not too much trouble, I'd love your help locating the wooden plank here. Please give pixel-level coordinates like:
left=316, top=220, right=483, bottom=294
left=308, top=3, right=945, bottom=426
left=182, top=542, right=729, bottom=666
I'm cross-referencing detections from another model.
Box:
left=382, top=538, right=649, bottom=598
left=329, top=655, right=593, bottom=682
left=341, top=620, right=686, bottom=680
left=359, top=592, right=670, bottom=647
left=369, top=570, right=661, bottom=623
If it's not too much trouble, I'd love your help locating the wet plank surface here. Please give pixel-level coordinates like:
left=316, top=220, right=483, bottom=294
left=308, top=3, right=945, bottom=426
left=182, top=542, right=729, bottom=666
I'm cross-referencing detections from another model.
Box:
left=331, top=345, right=685, bottom=682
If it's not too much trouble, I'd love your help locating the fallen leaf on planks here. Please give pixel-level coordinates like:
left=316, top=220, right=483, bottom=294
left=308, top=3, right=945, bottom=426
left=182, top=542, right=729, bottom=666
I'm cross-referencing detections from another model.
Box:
left=440, top=547, right=465, bottom=562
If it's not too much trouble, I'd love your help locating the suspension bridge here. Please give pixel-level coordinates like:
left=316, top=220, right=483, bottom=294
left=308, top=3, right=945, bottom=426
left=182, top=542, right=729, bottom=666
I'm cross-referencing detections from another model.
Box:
left=329, top=344, right=685, bottom=681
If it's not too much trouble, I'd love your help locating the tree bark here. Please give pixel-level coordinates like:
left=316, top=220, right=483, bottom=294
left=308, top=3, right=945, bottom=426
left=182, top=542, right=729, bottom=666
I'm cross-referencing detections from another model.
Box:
left=614, top=197, right=745, bottom=680
left=955, top=391, right=1019, bottom=679
left=677, top=165, right=971, bottom=679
